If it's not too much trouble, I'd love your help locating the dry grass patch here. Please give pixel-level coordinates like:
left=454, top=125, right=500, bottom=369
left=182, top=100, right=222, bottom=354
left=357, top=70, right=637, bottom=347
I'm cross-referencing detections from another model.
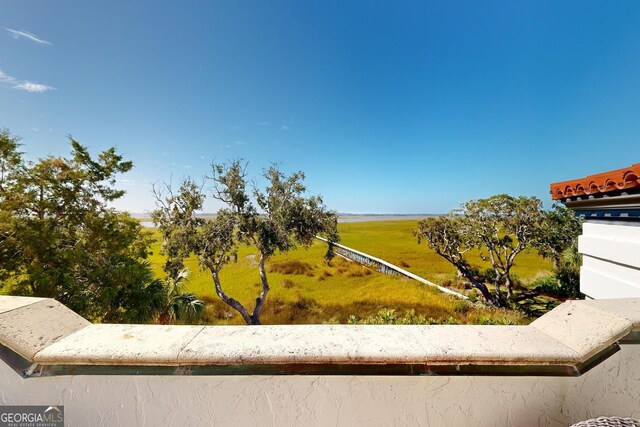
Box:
left=282, top=279, right=297, bottom=289
left=268, top=260, right=315, bottom=276
left=317, top=270, right=333, bottom=281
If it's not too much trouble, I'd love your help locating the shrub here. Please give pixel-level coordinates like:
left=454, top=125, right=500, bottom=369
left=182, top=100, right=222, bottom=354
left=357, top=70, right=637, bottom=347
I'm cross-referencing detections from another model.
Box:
left=347, top=308, right=454, bottom=325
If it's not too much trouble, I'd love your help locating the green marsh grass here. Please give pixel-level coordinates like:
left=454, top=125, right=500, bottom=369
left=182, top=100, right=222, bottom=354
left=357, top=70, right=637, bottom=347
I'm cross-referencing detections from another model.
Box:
left=146, top=220, right=552, bottom=325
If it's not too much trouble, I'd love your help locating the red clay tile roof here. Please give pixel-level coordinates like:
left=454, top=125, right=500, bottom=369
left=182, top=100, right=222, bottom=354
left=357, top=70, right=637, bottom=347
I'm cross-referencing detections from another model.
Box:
left=550, top=163, right=640, bottom=200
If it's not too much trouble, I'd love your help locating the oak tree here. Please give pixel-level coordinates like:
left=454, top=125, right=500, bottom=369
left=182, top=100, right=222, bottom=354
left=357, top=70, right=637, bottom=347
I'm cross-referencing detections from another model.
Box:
left=152, top=160, right=339, bottom=325
left=416, top=194, right=546, bottom=305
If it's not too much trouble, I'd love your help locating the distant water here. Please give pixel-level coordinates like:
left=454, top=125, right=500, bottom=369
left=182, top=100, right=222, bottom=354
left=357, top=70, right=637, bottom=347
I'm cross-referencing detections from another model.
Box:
left=140, top=215, right=436, bottom=228
left=337, top=215, right=436, bottom=223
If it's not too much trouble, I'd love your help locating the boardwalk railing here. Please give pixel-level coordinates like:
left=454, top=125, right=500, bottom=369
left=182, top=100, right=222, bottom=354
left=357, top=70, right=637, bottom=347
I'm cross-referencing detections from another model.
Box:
left=315, top=237, right=469, bottom=300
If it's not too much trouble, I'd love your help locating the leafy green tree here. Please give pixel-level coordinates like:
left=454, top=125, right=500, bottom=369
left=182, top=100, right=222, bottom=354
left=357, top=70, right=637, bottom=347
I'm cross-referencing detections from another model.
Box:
left=416, top=194, right=545, bottom=305
left=0, top=129, right=22, bottom=193
left=535, top=203, right=582, bottom=269
left=152, top=160, right=339, bottom=325
left=415, top=215, right=494, bottom=303
left=554, top=244, right=581, bottom=298
left=458, top=194, right=545, bottom=301
left=0, top=129, right=162, bottom=322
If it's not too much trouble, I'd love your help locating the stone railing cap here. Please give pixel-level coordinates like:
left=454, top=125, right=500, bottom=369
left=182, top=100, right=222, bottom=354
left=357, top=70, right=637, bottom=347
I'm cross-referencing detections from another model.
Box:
left=1, top=296, right=639, bottom=375
left=0, top=298, right=90, bottom=360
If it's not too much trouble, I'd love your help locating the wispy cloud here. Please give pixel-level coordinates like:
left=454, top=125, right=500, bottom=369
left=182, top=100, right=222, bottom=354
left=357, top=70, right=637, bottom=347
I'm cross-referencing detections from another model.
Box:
left=0, top=69, right=55, bottom=93
left=235, top=140, right=248, bottom=145
left=6, top=28, right=52, bottom=45
left=15, top=81, right=54, bottom=93
left=281, top=125, right=290, bottom=131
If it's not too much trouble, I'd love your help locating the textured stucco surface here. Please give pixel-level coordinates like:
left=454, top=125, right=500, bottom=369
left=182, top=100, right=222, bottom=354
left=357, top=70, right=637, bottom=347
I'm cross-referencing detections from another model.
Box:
left=530, top=301, right=632, bottom=359
left=177, top=324, right=581, bottom=365
left=563, top=343, right=640, bottom=422
left=2, top=345, right=639, bottom=426
left=35, top=324, right=205, bottom=365
left=0, top=296, right=45, bottom=313
left=0, top=299, right=89, bottom=360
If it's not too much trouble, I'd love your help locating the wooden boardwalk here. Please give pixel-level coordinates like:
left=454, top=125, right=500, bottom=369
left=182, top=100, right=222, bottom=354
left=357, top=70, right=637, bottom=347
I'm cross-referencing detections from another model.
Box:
left=315, top=236, right=469, bottom=300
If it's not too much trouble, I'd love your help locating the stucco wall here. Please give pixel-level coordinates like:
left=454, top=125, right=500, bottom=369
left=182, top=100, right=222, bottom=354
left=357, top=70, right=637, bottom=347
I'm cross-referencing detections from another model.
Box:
left=2, top=344, right=639, bottom=427
left=563, top=342, right=640, bottom=422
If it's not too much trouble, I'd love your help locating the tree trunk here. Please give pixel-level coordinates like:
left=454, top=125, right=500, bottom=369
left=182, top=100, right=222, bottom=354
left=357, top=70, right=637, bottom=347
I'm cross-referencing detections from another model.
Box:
left=493, top=272, right=502, bottom=307
left=210, top=268, right=254, bottom=325
left=250, top=254, right=270, bottom=325
left=505, top=274, right=514, bottom=301
left=458, top=266, right=498, bottom=306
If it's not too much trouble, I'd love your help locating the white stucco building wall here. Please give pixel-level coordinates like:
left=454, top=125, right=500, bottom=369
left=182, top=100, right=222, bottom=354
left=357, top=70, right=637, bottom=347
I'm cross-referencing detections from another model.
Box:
left=580, top=221, right=640, bottom=299
left=1, top=344, right=639, bottom=426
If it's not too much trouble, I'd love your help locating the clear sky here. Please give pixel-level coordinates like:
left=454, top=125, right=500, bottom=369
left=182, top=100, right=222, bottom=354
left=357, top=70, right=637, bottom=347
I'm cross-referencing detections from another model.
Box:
left=2, top=1, right=640, bottom=214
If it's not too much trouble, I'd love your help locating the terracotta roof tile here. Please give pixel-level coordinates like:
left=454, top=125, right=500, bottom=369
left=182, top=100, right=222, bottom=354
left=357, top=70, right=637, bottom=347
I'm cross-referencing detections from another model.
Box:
left=550, top=163, right=640, bottom=200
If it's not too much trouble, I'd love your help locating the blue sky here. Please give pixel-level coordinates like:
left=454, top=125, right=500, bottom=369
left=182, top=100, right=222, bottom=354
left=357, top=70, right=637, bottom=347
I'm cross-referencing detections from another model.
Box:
left=2, top=1, right=640, bottom=214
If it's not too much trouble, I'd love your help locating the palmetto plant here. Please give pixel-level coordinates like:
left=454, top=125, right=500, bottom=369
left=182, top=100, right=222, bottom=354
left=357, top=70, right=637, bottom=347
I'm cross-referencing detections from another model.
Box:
left=157, top=268, right=205, bottom=324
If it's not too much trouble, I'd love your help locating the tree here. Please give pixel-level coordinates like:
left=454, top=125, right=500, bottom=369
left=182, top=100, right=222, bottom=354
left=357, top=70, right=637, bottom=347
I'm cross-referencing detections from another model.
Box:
left=458, top=194, right=545, bottom=301
left=416, top=194, right=545, bottom=305
left=0, top=129, right=22, bottom=193
left=535, top=203, right=582, bottom=269
left=152, top=160, right=339, bottom=325
left=415, top=215, right=494, bottom=303
left=0, top=129, right=162, bottom=322
left=555, top=243, right=581, bottom=297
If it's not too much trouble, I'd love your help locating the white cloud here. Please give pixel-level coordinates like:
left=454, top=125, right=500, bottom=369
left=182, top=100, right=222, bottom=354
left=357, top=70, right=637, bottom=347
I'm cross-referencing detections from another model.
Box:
left=15, top=81, right=54, bottom=93
left=6, top=28, right=52, bottom=45
left=0, top=69, right=55, bottom=93
left=281, top=125, right=290, bottom=131
left=0, top=70, right=15, bottom=83
left=235, top=140, right=247, bottom=145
